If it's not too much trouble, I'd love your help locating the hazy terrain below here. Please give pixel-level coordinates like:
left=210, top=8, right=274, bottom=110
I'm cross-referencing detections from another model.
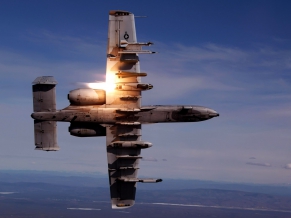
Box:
left=1, top=170, right=291, bottom=218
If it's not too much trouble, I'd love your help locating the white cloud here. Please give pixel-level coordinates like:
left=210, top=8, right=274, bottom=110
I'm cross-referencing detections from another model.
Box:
left=140, top=42, right=291, bottom=109
left=67, top=208, right=101, bottom=211
left=284, top=163, right=291, bottom=169
left=0, top=192, right=15, bottom=195
left=173, top=43, right=248, bottom=62
left=246, top=162, right=272, bottom=167
left=263, top=107, right=291, bottom=117
left=24, top=30, right=106, bottom=57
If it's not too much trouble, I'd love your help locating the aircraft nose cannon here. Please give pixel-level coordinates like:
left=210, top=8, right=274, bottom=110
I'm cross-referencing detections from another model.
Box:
left=208, top=109, right=219, bottom=117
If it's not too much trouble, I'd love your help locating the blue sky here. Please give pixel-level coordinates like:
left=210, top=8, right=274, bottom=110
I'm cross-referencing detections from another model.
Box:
left=1, top=0, right=291, bottom=184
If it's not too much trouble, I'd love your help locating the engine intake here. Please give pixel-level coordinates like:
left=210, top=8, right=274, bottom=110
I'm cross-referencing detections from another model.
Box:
left=68, top=89, right=105, bottom=105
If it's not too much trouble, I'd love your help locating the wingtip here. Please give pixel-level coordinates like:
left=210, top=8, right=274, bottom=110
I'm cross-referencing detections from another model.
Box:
left=111, top=199, right=135, bottom=209
left=109, top=10, right=132, bottom=16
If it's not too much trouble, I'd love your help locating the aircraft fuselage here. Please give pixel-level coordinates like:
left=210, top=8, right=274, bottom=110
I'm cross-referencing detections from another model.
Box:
left=31, top=105, right=219, bottom=124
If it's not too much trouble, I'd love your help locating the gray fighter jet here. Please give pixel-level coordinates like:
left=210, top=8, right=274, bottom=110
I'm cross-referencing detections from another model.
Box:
left=31, top=10, right=219, bottom=209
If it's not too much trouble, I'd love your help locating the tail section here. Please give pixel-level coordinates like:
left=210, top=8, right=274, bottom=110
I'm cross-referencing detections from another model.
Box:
left=34, top=120, right=59, bottom=151
left=32, top=76, right=57, bottom=112
left=32, top=76, right=59, bottom=151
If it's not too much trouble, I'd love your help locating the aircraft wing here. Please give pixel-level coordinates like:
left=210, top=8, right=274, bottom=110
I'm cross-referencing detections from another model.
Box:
left=106, top=10, right=141, bottom=108
left=105, top=10, right=157, bottom=209
left=106, top=124, right=142, bottom=208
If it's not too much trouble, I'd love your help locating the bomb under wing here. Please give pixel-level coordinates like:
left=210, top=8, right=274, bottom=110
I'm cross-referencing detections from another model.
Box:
left=30, top=10, right=219, bottom=209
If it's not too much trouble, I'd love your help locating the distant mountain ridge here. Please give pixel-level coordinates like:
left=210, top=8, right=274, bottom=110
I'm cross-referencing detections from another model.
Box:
left=1, top=170, right=291, bottom=196
left=1, top=181, right=291, bottom=218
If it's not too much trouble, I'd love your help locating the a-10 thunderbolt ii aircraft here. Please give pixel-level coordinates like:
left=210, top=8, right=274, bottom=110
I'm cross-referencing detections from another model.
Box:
left=31, top=10, right=219, bottom=209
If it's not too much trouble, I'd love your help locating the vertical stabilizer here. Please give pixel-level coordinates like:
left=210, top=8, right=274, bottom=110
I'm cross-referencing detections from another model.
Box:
left=32, top=76, right=59, bottom=151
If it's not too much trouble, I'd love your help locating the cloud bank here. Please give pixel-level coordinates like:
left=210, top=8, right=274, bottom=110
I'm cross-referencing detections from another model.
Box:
left=246, top=162, right=271, bottom=167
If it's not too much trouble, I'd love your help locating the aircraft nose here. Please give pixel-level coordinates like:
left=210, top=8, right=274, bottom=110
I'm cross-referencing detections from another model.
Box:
left=208, top=109, right=219, bottom=117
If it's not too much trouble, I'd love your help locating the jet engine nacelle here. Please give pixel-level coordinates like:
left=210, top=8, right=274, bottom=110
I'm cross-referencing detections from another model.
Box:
left=68, top=88, right=106, bottom=105
left=69, top=122, right=106, bottom=137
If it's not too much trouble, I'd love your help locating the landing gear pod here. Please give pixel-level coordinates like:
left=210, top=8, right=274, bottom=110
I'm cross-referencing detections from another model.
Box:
left=69, top=122, right=106, bottom=137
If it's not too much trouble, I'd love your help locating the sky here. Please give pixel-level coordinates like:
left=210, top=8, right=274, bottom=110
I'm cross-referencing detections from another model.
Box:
left=1, top=0, right=291, bottom=184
